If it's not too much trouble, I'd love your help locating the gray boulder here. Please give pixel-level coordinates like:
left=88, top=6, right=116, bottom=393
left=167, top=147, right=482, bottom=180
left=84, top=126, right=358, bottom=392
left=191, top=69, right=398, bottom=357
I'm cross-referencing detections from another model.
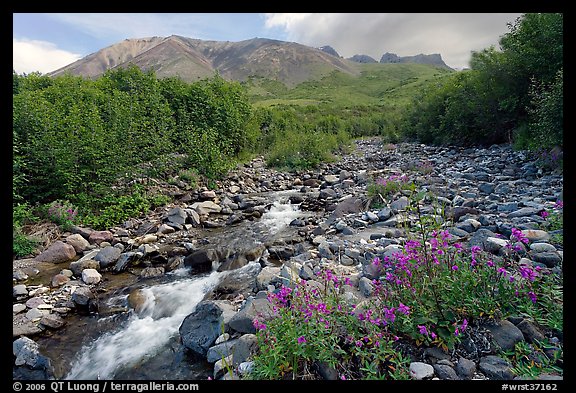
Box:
left=179, top=301, right=229, bottom=356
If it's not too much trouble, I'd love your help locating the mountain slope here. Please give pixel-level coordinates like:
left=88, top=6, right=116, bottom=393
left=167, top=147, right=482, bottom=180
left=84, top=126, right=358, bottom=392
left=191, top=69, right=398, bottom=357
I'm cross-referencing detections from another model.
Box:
left=50, top=35, right=361, bottom=86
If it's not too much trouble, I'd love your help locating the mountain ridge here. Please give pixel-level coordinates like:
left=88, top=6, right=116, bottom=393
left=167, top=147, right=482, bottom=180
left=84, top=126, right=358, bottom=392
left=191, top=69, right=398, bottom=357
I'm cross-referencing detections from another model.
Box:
left=50, top=35, right=452, bottom=85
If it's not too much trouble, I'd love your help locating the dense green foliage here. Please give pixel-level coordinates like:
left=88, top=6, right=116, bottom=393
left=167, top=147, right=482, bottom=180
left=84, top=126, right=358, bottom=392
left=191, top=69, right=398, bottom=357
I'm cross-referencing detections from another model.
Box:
left=12, top=67, right=257, bottom=237
left=400, top=13, right=563, bottom=150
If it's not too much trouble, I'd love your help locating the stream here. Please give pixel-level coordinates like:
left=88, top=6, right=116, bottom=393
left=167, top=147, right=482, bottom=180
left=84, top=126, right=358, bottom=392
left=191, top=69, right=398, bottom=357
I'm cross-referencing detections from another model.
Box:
left=37, top=190, right=310, bottom=380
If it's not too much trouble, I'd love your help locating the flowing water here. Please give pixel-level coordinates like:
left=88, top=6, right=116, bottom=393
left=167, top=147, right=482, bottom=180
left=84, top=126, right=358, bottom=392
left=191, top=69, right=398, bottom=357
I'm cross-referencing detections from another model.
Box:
left=40, top=190, right=310, bottom=380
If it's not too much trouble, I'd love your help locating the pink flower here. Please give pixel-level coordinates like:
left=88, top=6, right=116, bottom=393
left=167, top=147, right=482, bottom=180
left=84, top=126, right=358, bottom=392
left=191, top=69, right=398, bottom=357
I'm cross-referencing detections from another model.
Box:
left=418, top=325, right=428, bottom=336
left=297, top=336, right=306, bottom=344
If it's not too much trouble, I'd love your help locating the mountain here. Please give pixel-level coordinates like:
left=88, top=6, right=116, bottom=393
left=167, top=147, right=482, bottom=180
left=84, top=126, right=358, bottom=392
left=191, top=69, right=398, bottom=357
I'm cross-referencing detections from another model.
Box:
left=318, top=45, right=341, bottom=58
left=348, top=54, right=378, bottom=64
left=380, top=52, right=451, bottom=69
left=49, top=35, right=360, bottom=86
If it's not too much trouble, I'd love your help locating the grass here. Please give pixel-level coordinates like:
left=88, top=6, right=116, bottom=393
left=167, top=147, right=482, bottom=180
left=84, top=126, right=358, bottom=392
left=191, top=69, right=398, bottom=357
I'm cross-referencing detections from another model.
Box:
left=246, top=63, right=453, bottom=108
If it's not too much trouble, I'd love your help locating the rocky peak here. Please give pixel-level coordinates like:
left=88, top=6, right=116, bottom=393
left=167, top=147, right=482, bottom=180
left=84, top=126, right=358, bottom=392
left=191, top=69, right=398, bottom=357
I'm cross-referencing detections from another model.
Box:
left=318, top=45, right=341, bottom=58
left=348, top=54, right=378, bottom=64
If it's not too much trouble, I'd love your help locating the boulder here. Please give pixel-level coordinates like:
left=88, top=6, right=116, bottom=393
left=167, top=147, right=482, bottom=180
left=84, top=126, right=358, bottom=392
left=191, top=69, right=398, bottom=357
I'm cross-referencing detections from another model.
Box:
left=35, top=241, right=76, bottom=264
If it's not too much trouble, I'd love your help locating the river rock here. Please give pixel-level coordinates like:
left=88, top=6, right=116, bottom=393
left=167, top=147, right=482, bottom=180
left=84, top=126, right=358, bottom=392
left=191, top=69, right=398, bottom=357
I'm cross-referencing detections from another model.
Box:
left=179, top=301, right=229, bottom=356
left=51, top=273, right=70, bottom=287
left=256, top=266, right=281, bottom=290
left=184, top=249, right=218, bottom=273
left=113, top=252, right=141, bottom=273
left=485, top=319, right=525, bottom=351
left=13, top=285, right=28, bottom=297
left=71, top=286, right=98, bottom=312
left=455, top=356, right=476, bottom=380
left=228, top=297, right=275, bottom=334
left=531, top=252, right=562, bottom=267
left=165, top=207, right=188, bottom=225
left=35, top=241, right=76, bottom=263
left=516, top=319, right=545, bottom=344
left=192, top=201, right=222, bottom=215
left=69, top=258, right=100, bottom=277
left=13, top=336, right=54, bottom=379
left=65, top=233, right=91, bottom=253
left=479, top=355, right=515, bottom=379
left=215, top=262, right=261, bottom=296
left=82, top=268, right=102, bottom=285
left=409, top=362, right=434, bottom=380
left=88, top=230, right=114, bottom=245
left=39, top=314, right=66, bottom=329
left=521, top=229, right=550, bottom=242
left=94, top=246, right=122, bottom=269
left=140, top=267, right=165, bottom=278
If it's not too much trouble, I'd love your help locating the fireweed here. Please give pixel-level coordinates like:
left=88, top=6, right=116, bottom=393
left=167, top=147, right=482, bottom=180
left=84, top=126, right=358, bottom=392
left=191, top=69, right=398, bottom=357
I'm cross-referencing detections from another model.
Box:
left=367, top=173, right=414, bottom=207
left=249, top=270, right=410, bottom=380
left=46, top=199, right=78, bottom=230
left=249, top=227, right=562, bottom=380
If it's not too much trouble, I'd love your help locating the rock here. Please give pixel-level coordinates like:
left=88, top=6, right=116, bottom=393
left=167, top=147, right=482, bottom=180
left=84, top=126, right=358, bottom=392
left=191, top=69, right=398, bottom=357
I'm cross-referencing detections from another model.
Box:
left=316, top=361, right=339, bottom=380
left=49, top=273, right=69, bottom=288
left=179, top=301, right=228, bottom=356
left=140, top=267, right=165, bottom=278
left=71, top=286, right=98, bottom=312
left=455, top=356, right=476, bottom=380
left=184, top=249, right=218, bottom=273
left=157, top=224, right=176, bottom=234
left=516, top=319, right=545, bottom=344
left=13, top=336, right=50, bottom=370
left=479, top=355, right=515, bottom=380
left=390, top=196, right=409, bottom=212
left=35, top=241, right=76, bottom=263
left=13, top=285, right=28, bottom=297
left=25, top=308, right=45, bottom=321
left=94, top=246, right=122, bottom=269
left=200, top=190, right=217, bottom=200
left=192, top=201, right=222, bottom=215
left=213, top=354, right=234, bottom=380
left=478, top=182, right=495, bottom=194
left=508, top=207, right=539, bottom=218
left=485, top=320, right=525, bottom=351
left=13, top=269, right=29, bottom=281
left=531, top=252, right=562, bottom=268
left=323, top=174, right=339, bottom=184
left=215, top=333, right=230, bottom=345
left=127, top=289, right=151, bottom=314
left=377, top=207, right=392, bottom=220
left=65, top=233, right=91, bottom=253
left=330, top=197, right=364, bottom=218
left=81, top=268, right=102, bottom=285
left=39, top=314, right=66, bottom=329
left=256, top=266, right=281, bottom=290
left=433, top=364, right=458, bottom=380
left=13, top=304, right=27, bottom=314
left=215, top=262, right=261, bottom=296
left=409, top=362, right=434, bottom=380
left=69, top=258, right=100, bottom=277
left=88, top=230, right=114, bottom=245
left=358, top=277, right=374, bottom=297
left=229, top=297, right=275, bottom=334
left=484, top=237, right=509, bottom=254
left=521, top=229, right=550, bottom=242
left=237, top=361, right=254, bottom=376
left=25, top=297, right=46, bottom=309
left=186, top=209, right=201, bottom=226
left=165, top=207, right=187, bottom=225
left=207, top=338, right=239, bottom=363
left=113, top=252, right=141, bottom=274
left=529, top=243, right=557, bottom=253
left=319, top=188, right=336, bottom=199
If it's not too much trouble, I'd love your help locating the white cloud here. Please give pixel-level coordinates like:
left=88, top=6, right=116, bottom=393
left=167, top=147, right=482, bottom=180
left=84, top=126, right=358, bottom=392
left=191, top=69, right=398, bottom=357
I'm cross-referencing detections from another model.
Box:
left=263, top=13, right=523, bottom=69
left=13, top=38, right=82, bottom=74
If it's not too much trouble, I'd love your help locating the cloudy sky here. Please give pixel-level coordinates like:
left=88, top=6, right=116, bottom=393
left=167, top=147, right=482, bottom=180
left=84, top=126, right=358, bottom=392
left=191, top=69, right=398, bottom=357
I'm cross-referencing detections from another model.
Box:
left=13, top=13, right=524, bottom=74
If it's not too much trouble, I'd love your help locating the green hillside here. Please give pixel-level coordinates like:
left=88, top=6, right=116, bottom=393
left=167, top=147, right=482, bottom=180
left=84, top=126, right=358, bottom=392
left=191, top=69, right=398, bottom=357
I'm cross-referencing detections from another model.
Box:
left=245, top=63, right=453, bottom=108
